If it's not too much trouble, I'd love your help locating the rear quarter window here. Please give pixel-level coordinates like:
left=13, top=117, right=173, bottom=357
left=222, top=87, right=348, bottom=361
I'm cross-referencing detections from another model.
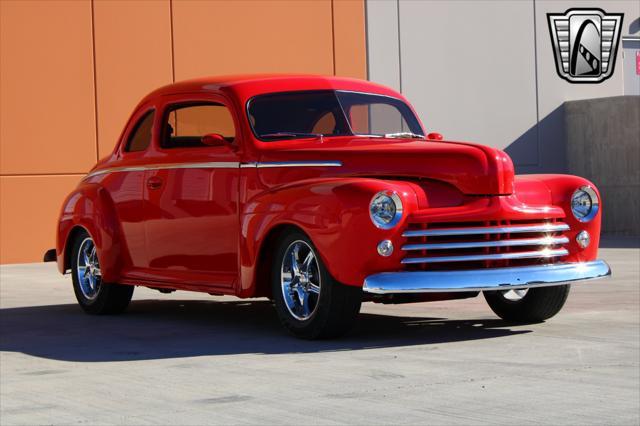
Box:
left=125, top=110, right=155, bottom=152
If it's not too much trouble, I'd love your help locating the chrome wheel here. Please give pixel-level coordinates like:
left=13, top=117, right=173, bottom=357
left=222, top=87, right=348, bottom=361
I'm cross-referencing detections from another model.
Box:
left=502, top=289, right=529, bottom=301
left=281, top=240, right=321, bottom=321
left=76, top=237, right=102, bottom=300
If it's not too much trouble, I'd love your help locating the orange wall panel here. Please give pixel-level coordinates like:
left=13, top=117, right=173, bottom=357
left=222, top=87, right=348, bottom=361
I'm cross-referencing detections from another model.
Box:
left=0, top=0, right=368, bottom=264
left=0, top=175, right=81, bottom=264
left=93, top=0, right=174, bottom=158
left=0, top=0, right=97, bottom=175
left=332, top=0, right=367, bottom=79
left=172, top=0, right=334, bottom=80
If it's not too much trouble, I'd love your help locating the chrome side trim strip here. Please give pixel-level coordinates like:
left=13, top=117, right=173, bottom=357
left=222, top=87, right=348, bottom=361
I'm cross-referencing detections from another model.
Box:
left=85, top=162, right=240, bottom=179
left=401, top=248, right=569, bottom=264
left=86, top=166, right=147, bottom=177
left=363, top=260, right=611, bottom=294
left=85, top=160, right=342, bottom=179
left=253, top=161, right=342, bottom=168
left=402, top=236, right=570, bottom=251
left=402, top=223, right=570, bottom=238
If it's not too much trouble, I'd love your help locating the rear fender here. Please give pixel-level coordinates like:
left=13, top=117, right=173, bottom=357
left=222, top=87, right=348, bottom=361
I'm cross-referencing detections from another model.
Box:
left=56, top=183, right=128, bottom=282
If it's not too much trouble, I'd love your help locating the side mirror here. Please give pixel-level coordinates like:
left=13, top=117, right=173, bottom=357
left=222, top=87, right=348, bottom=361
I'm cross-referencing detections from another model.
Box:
left=201, top=133, right=229, bottom=147
left=426, top=132, right=443, bottom=141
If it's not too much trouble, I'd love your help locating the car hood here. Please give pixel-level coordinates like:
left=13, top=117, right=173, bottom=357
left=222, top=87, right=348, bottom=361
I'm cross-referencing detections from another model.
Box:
left=255, top=138, right=515, bottom=195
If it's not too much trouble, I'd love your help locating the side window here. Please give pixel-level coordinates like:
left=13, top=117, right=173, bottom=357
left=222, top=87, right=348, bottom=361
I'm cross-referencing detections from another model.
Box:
left=125, top=110, right=154, bottom=152
left=162, top=103, right=235, bottom=149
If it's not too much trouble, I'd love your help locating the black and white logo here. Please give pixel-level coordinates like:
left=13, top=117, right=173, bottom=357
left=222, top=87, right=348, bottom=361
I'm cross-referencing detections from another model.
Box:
left=547, top=9, right=623, bottom=83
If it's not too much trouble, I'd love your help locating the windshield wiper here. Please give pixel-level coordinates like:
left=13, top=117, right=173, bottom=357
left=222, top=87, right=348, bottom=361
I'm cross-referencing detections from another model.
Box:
left=384, top=132, right=425, bottom=139
left=261, top=132, right=323, bottom=140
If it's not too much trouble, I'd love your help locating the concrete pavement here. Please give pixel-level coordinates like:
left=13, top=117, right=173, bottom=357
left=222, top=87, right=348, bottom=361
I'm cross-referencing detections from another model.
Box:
left=1, top=237, right=638, bottom=425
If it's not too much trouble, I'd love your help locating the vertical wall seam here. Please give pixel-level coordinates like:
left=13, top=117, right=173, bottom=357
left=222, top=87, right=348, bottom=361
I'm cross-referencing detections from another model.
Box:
left=330, top=0, right=336, bottom=75
left=363, top=0, right=370, bottom=80
left=511, top=1, right=541, bottom=170
left=533, top=0, right=541, bottom=168
left=169, top=0, right=176, bottom=82
left=396, top=0, right=403, bottom=93
left=90, top=0, right=99, bottom=161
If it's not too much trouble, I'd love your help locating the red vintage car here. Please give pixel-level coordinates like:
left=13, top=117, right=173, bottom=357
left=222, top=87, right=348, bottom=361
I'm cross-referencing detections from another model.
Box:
left=53, top=75, right=610, bottom=338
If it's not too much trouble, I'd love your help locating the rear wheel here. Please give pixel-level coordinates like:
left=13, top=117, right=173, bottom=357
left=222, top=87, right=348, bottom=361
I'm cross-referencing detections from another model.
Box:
left=271, top=231, right=362, bottom=339
left=483, top=285, right=570, bottom=323
left=71, top=230, right=133, bottom=314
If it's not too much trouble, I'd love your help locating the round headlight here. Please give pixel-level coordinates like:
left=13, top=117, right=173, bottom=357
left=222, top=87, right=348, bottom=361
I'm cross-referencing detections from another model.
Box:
left=369, top=191, right=403, bottom=229
left=571, top=186, right=599, bottom=222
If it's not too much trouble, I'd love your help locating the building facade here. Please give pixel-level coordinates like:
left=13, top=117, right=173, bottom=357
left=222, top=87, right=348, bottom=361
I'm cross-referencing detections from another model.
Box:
left=1, top=0, right=638, bottom=263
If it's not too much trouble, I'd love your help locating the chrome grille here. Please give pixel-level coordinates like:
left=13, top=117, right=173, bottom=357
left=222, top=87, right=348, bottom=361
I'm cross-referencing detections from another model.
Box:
left=402, top=220, right=570, bottom=270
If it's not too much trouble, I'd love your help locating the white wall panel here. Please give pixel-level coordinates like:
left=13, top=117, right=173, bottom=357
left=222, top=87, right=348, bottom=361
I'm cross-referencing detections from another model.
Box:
left=366, top=0, right=640, bottom=173
left=366, top=0, right=401, bottom=91
left=398, top=0, right=539, bottom=165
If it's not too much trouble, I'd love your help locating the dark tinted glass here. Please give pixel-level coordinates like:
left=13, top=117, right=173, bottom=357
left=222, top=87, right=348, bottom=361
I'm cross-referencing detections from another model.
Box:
left=247, top=90, right=423, bottom=141
left=247, top=91, right=351, bottom=140
left=125, top=110, right=154, bottom=152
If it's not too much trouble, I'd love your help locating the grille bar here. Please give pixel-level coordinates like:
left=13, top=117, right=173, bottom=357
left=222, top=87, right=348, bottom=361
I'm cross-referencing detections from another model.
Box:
left=402, top=236, right=569, bottom=251
left=402, top=223, right=569, bottom=238
left=401, top=248, right=569, bottom=264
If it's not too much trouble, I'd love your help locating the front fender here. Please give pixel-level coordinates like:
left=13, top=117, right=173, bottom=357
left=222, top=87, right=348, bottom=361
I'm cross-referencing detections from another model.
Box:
left=239, top=178, right=421, bottom=296
left=56, top=181, right=128, bottom=283
left=515, top=174, right=602, bottom=263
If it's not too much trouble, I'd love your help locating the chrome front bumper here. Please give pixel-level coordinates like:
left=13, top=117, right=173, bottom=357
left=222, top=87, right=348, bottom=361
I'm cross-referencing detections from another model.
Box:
left=362, top=260, right=611, bottom=294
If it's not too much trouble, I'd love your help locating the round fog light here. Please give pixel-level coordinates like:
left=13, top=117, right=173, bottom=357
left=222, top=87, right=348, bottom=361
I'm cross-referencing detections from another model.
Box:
left=576, top=230, right=590, bottom=249
left=377, top=240, right=394, bottom=257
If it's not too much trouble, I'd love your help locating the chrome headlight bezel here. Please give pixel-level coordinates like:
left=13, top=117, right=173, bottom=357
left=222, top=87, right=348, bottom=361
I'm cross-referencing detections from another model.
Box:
left=369, top=191, right=403, bottom=229
left=571, top=186, right=599, bottom=222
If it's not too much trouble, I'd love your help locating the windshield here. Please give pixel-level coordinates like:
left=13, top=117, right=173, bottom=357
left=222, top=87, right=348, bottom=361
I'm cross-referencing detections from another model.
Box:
left=247, top=90, right=424, bottom=141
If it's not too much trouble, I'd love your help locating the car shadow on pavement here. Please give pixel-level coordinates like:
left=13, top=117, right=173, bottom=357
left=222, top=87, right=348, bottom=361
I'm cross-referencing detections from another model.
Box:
left=599, top=235, right=640, bottom=249
left=0, top=299, right=530, bottom=362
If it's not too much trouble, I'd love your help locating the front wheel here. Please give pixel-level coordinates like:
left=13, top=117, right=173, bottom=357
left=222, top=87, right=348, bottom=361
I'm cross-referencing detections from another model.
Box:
left=483, top=285, right=571, bottom=323
left=71, top=230, right=134, bottom=314
left=271, top=231, right=362, bottom=339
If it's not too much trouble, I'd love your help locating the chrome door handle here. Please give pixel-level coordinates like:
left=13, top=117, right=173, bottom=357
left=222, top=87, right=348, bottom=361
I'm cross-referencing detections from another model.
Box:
left=146, top=177, right=163, bottom=190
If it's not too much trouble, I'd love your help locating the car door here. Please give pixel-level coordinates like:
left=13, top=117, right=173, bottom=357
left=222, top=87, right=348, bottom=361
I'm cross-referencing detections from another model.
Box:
left=104, top=106, right=156, bottom=271
left=142, top=95, right=240, bottom=289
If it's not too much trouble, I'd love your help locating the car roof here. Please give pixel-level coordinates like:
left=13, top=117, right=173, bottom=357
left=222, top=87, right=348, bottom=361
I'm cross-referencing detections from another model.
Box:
left=139, top=74, right=405, bottom=105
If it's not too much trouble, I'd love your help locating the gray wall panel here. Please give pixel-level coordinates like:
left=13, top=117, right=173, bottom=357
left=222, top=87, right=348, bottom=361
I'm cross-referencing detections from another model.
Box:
left=565, top=96, right=640, bottom=234
left=366, top=0, right=401, bottom=91
left=531, top=0, right=639, bottom=173
left=398, top=0, right=539, bottom=168
left=367, top=0, right=640, bottom=173
left=622, top=38, right=640, bottom=96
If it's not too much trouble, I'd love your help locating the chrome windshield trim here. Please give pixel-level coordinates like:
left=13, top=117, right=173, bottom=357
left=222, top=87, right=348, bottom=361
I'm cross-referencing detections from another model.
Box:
left=402, top=223, right=570, bottom=238
left=401, top=248, right=569, bottom=264
left=363, top=260, right=611, bottom=294
left=402, top=236, right=570, bottom=251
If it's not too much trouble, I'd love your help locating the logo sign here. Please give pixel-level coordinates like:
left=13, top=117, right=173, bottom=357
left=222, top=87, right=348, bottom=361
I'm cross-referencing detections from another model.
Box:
left=547, top=9, right=623, bottom=83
